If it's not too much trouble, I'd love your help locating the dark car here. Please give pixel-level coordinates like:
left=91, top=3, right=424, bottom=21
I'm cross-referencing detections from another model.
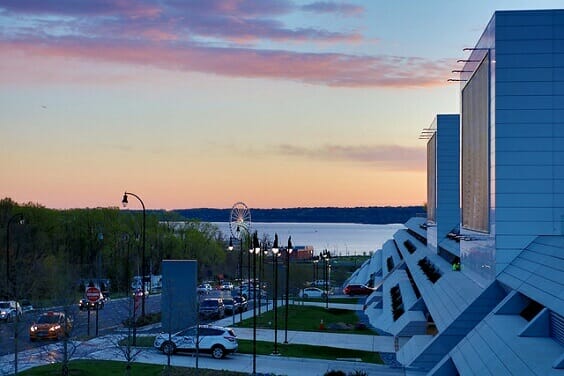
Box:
left=222, top=298, right=239, bottom=315
left=78, top=298, right=104, bottom=311
left=343, top=284, right=375, bottom=296
left=199, top=298, right=225, bottom=319
left=233, top=296, right=248, bottom=312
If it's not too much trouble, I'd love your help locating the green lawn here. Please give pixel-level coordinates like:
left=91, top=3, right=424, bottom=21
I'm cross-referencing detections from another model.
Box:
left=238, top=339, right=382, bottom=364
left=237, top=305, right=375, bottom=335
left=19, top=360, right=247, bottom=375
left=297, top=297, right=361, bottom=304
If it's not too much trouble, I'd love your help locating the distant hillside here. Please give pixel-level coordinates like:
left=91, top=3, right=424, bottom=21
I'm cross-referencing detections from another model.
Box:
left=173, top=206, right=425, bottom=225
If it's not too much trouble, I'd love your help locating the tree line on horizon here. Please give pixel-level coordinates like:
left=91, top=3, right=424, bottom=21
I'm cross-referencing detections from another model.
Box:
left=173, top=206, right=426, bottom=224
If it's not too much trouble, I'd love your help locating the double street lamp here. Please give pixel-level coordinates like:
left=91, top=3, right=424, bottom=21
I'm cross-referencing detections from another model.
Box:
left=121, top=192, right=147, bottom=318
left=6, top=213, right=24, bottom=376
left=283, top=236, right=293, bottom=344
left=312, top=255, right=319, bottom=282
left=250, top=231, right=261, bottom=375
left=321, top=249, right=331, bottom=309
left=271, top=234, right=280, bottom=355
left=227, top=228, right=245, bottom=322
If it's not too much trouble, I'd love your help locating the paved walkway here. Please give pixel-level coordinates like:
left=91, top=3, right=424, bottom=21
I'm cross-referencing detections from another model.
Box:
left=213, top=300, right=395, bottom=353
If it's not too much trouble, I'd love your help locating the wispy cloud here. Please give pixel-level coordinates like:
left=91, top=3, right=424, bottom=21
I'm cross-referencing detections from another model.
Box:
left=0, top=0, right=452, bottom=88
left=0, top=37, right=450, bottom=88
left=302, top=2, right=364, bottom=16
left=274, top=144, right=426, bottom=170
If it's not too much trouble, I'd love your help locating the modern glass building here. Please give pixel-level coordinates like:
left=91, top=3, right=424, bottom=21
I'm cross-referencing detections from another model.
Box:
left=345, top=9, right=564, bottom=375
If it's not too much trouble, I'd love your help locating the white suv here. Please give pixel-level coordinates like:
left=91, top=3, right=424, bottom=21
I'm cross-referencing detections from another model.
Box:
left=0, top=301, right=23, bottom=322
left=154, top=325, right=237, bottom=359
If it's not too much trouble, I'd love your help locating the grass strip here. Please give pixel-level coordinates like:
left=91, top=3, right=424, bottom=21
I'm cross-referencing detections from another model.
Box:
left=237, top=339, right=383, bottom=364
left=19, top=359, right=248, bottom=375
left=120, top=336, right=382, bottom=365
left=237, top=305, right=375, bottom=335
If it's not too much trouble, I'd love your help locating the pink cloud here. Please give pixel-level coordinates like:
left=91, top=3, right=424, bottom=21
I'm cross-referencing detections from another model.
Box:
left=0, top=37, right=451, bottom=88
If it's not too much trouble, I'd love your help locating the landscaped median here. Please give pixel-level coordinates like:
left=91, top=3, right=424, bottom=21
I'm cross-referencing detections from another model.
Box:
left=18, top=360, right=252, bottom=375
left=236, top=304, right=375, bottom=334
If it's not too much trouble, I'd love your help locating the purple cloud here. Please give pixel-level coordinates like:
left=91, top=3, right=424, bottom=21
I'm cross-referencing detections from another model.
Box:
left=0, top=0, right=361, bottom=43
left=0, top=0, right=161, bottom=17
left=302, top=2, right=364, bottom=16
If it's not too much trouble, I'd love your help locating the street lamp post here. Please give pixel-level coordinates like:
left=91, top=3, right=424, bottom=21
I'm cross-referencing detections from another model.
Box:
left=312, top=256, right=319, bottom=284
left=122, top=192, right=147, bottom=318
left=251, top=231, right=260, bottom=375
left=271, top=234, right=280, bottom=355
left=321, top=250, right=331, bottom=309
left=284, top=236, right=293, bottom=344
left=6, top=213, right=24, bottom=376
left=227, top=238, right=236, bottom=327
left=6, top=213, right=24, bottom=289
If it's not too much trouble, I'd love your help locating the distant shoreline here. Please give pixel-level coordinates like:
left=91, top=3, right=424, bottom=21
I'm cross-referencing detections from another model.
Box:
left=172, top=206, right=425, bottom=225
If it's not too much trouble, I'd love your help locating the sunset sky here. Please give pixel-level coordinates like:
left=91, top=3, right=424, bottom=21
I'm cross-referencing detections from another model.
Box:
left=1, top=0, right=561, bottom=210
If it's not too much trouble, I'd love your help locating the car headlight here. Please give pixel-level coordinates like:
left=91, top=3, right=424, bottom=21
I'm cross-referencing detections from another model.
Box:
left=30, top=325, right=37, bottom=332
left=49, top=325, right=61, bottom=332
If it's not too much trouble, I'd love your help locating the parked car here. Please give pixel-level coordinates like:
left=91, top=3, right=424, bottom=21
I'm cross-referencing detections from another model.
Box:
left=222, top=297, right=239, bottom=315
left=220, top=282, right=234, bottom=291
left=199, top=298, right=225, bottom=319
left=154, top=325, right=238, bottom=359
left=78, top=298, right=105, bottom=311
left=298, top=287, right=329, bottom=299
left=343, top=284, right=375, bottom=296
left=313, top=279, right=330, bottom=287
left=197, top=283, right=213, bottom=294
left=29, top=311, right=73, bottom=341
left=239, top=286, right=266, bottom=300
left=233, top=296, right=248, bottom=312
left=20, top=299, right=34, bottom=313
left=0, top=301, right=22, bottom=322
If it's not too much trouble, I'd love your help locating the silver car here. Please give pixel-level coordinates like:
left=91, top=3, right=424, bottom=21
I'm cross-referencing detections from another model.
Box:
left=154, top=325, right=238, bottom=359
left=0, top=301, right=22, bottom=322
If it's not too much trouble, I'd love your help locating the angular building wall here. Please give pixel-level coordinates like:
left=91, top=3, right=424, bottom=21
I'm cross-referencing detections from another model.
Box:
left=427, top=114, right=460, bottom=256
left=459, top=9, right=564, bottom=285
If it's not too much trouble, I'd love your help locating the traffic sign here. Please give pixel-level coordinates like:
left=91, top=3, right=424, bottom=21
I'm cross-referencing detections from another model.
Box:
left=86, top=286, right=101, bottom=302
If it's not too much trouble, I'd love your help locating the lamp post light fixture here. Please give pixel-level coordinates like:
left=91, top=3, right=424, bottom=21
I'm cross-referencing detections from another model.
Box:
left=284, top=236, right=293, bottom=344
left=121, top=191, right=147, bottom=318
left=271, top=234, right=280, bottom=355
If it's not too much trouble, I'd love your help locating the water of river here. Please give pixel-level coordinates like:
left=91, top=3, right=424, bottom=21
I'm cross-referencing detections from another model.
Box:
left=212, top=222, right=404, bottom=256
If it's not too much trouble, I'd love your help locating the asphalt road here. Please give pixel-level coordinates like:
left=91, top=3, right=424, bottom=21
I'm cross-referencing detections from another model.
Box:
left=0, top=294, right=162, bottom=356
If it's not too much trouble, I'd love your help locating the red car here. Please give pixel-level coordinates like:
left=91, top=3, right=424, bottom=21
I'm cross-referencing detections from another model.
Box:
left=343, top=284, right=374, bottom=296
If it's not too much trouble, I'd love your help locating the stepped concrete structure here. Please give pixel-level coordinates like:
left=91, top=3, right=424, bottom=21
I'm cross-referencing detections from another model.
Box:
left=345, top=9, right=564, bottom=375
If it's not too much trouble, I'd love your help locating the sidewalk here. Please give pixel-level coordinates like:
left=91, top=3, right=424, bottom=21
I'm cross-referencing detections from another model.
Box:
left=214, top=300, right=394, bottom=353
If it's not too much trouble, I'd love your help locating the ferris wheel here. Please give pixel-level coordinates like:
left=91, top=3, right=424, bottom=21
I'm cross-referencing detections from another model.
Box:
left=229, top=202, right=251, bottom=239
